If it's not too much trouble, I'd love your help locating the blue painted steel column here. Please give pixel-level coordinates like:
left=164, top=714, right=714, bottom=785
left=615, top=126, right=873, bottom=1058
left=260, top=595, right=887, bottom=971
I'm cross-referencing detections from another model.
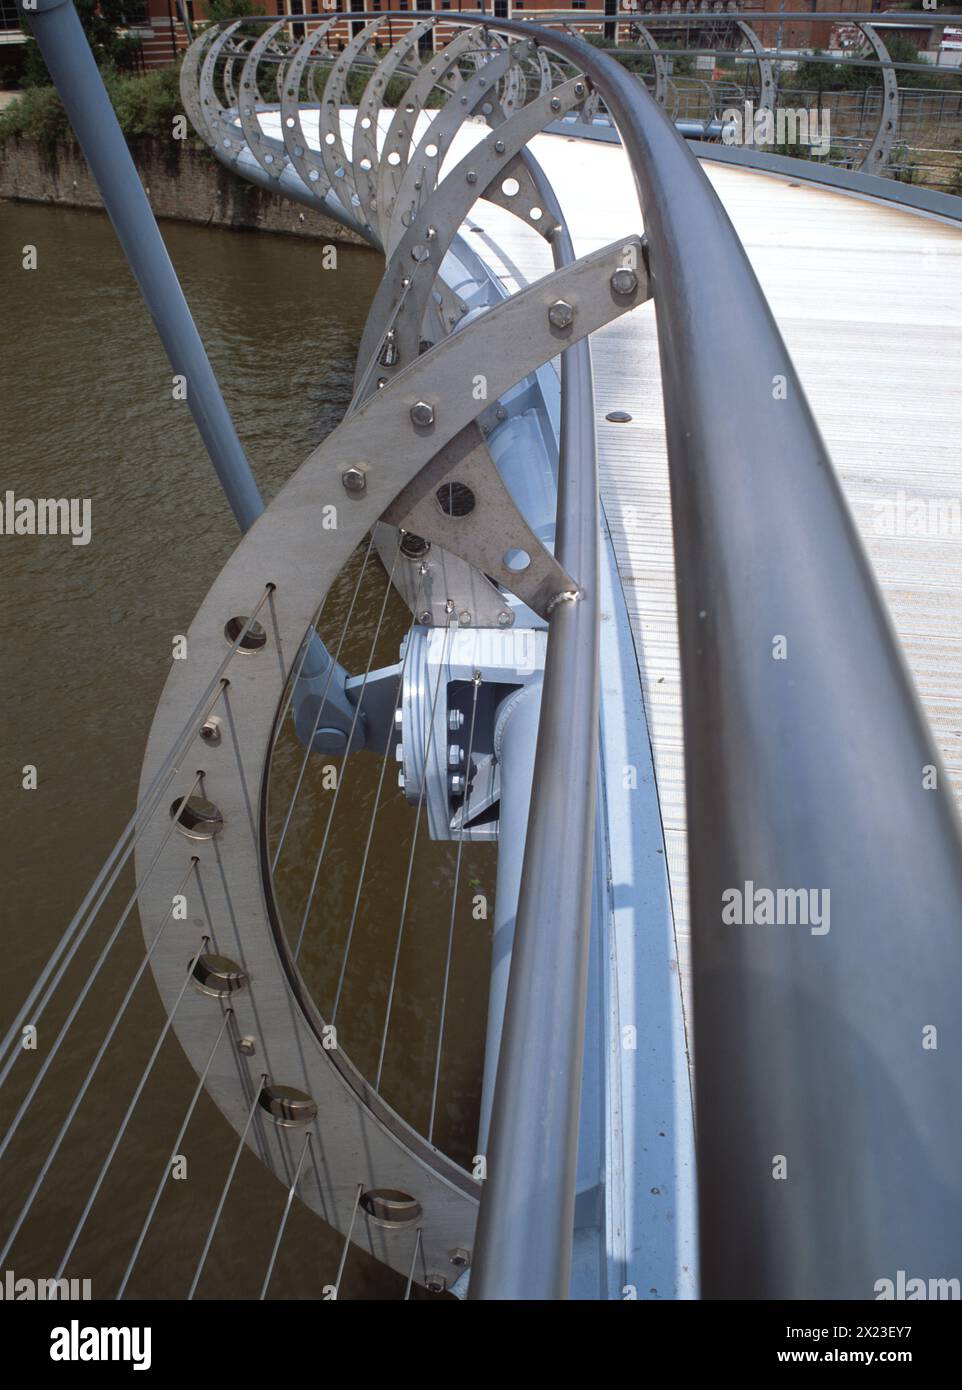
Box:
left=23, top=0, right=263, bottom=532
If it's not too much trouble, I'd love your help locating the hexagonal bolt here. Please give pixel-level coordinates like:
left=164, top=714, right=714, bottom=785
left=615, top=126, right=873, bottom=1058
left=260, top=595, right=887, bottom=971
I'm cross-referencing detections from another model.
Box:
left=550, top=96, right=561, bottom=112
left=419, top=610, right=433, bottom=625
left=497, top=610, right=513, bottom=628
left=398, top=769, right=406, bottom=790
left=394, top=742, right=405, bottom=762
left=610, top=266, right=639, bottom=297
left=450, top=773, right=465, bottom=795
left=449, top=1248, right=471, bottom=1269
left=458, top=610, right=472, bottom=627
left=548, top=299, right=575, bottom=330
left=410, top=400, right=435, bottom=428
left=237, top=1036, right=257, bottom=1056
left=394, top=708, right=404, bottom=730
left=449, top=709, right=465, bottom=730
left=341, top=466, right=367, bottom=495
left=448, top=744, right=464, bottom=767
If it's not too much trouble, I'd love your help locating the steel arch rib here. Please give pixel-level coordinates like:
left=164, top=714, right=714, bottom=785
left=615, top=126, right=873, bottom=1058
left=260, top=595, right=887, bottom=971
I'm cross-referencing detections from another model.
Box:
left=278, top=19, right=342, bottom=204
left=316, top=18, right=388, bottom=227
left=386, top=39, right=533, bottom=256
left=357, top=74, right=589, bottom=389
left=375, top=27, right=490, bottom=245
left=858, top=22, right=900, bottom=172
left=134, top=236, right=644, bottom=1284
left=351, top=21, right=434, bottom=232
left=237, top=20, right=291, bottom=178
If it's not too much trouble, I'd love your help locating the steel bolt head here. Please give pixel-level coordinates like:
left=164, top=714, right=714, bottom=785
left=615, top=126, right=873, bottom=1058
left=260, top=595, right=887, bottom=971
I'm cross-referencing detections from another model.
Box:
left=497, top=610, right=513, bottom=628
left=548, top=299, right=575, bottom=329
left=450, top=774, right=465, bottom=795
left=449, top=709, right=465, bottom=730
left=449, top=1248, right=470, bottom=1269
left=610, top=266, right=639, bottom=296
left=494, top=139, right=505, bottom=154
left=550, top=96, right=561, bottom=111
left=410, top=400, right=435, bottom=427
left=419, top=610, right=432, bottom=625
left=466, top=170, right=478, bottom=185
left=394, top=708, right=403, bottom=729
left=341, top=466, right=366, bottom=495
left=448, top=744, right=464, bottom=767
left=397, top=769, right=406, bottom=790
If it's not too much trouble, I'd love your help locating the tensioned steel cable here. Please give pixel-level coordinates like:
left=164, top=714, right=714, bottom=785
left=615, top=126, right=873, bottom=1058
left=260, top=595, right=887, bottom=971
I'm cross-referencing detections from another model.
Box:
left=0, top=933, right=209, bottom=1270
left=271, top=533, right=379, bottom=872
left=330, top=564, right=427, bottom=1024
left=0, top=845, right=200, bottom=1160
left=403, top=1228, right=422, bottom=1301
left=51, top=936, right=213, bottom=1280
left=291, top=534, right=405, bottom=962
left=0, top=591, right=273, bottom=1073
left=187, top=1074, right=267, bottom=1301
left=115, top=1005, right=233, bottom=1300
left=428, top=672, right=481, bottom=1145
left=258, top=1131, right=312, bottom=1300
left=376, top=613, right=456, bottom=1090
left=332, top=1182, right=363, bottom=1297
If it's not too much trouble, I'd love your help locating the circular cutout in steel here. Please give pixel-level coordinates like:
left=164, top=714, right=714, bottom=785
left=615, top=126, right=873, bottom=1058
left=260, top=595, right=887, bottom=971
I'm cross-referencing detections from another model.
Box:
left=400, top=532, right=431, bottom=559
left=171, top=795, right=224, bottom=840
left=191, top=953, right=248, bottom=998
left=605, top=410, right=632, bottom=423
left=501, top=176, right=520, bottom=197
left=258, top=1083, right=318, bottom=1127
left=503, top=548, right=531, bottom=573
left=435, top=481, right=476, bottom=518
left=360, top=1188, right=423, bottom=1229
left=224, top=616, right=267, bottom=653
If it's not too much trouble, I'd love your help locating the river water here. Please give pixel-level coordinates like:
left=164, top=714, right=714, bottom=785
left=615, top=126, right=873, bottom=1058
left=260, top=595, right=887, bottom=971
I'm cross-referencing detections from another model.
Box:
left=0, top=201, right=493, bottom=1299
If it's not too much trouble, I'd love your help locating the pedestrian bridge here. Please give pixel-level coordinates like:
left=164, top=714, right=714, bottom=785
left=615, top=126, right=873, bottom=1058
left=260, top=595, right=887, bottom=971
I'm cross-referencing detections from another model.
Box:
left=3, top=7, right=962, bottom=1302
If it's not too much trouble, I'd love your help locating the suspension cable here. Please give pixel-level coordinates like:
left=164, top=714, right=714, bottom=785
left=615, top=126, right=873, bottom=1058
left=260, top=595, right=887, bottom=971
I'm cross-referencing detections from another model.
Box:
left=376, top=612, right=456, bottom=1090
left=258, top=1131, right=312, bottom=1300
left=291, top=534, right=404, bottom=963
left=0, top=590, right=272, bottom=1073
left=115, top=1006, right=233, bottom=1300
left=187, top=1074, right=267, bottom=1300
left=330, top=564, right=427, bottom=1024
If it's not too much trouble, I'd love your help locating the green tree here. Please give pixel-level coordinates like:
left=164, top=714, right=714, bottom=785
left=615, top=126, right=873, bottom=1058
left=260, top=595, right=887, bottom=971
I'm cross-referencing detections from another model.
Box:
left=20, top=0, right=144, bottom=86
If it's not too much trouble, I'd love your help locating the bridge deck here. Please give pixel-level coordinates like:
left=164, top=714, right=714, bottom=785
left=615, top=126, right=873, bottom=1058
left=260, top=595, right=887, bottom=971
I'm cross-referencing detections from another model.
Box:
left=451, top=129, right=962, bottom=1032
left=262, top=109, right=962, bottom=1032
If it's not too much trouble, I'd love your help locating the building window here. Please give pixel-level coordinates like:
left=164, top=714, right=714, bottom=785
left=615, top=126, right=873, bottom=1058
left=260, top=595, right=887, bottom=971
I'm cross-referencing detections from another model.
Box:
left=311, top=0, right=319, bottom=12
left=572, top=0, right=586, bottom=8
left=494, top=0, right=508, bottom=16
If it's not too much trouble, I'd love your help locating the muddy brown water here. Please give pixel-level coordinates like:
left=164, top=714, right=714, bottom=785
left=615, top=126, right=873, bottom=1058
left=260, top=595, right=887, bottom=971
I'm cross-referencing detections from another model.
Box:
left=0, top=201, right=494, bottom=1299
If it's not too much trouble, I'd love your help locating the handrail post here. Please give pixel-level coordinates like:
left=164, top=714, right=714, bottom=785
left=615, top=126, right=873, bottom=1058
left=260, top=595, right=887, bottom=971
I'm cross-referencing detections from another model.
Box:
left=471, top=205, right=600, bottom=1299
